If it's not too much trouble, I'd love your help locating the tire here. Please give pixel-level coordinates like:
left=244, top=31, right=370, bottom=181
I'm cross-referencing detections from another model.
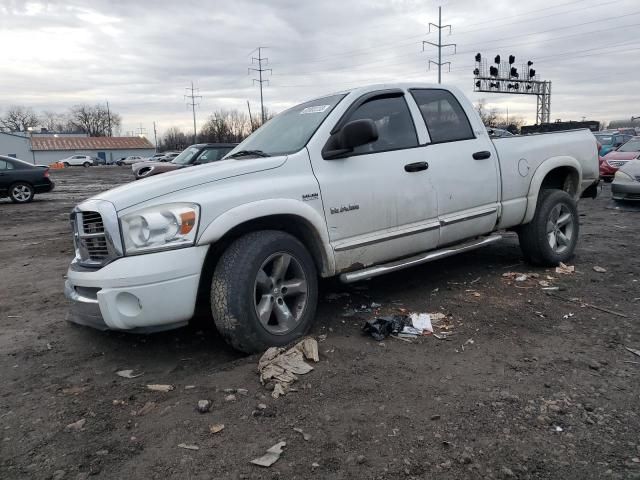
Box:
left=518, top=189, right=579, bottom=266
left=211, top=230, right=318, bottom=353
left=603, top=177, right=613, bottom=183
left=83, top=162, right=90, bottom=167
left=63, top=162, right=70, bottom=167
left=9, top=182, right=35, bottom=203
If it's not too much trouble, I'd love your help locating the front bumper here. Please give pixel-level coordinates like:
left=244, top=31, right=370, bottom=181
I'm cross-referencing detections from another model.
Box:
left=65, top=245, right=209, bottom=331
left=612, top=180, right=640, bottom=201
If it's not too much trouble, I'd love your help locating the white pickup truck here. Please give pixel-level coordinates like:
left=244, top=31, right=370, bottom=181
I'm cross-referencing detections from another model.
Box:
left=65, top=84, right=599, bottom=352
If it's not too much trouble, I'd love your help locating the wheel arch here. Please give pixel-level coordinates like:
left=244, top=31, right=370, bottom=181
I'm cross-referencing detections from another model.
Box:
left=523, top=157, right=582, bottom=224
left=198, top=200, right=335, bottom=278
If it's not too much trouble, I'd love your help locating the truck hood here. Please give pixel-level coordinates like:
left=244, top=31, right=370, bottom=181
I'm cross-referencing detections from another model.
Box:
left=91, top=156, right=287, bottom=211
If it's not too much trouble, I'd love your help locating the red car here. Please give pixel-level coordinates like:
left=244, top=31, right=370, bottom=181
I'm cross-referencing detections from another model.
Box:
left=600, top=136, right=640, bottom=182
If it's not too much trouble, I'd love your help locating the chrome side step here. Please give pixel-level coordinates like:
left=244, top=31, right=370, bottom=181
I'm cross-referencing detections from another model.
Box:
left=339, top=235, right=502, bottom=283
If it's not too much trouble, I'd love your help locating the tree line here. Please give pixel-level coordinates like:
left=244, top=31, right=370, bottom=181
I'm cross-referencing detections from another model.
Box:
left=475, top=99, right=524, bottom=133
left=0, top=104, right=122, bottom=137
left=159, top=108, right=273, bottom=151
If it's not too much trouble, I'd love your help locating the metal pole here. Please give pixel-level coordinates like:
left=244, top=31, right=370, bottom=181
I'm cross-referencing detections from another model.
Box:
left=191, top=81, right=197, bottom=144
left=247, top=100, right=254, bottom=129
left=438, top=6, right=442, bottom=84
left=258, top=48, right=265, bottom=124
left=153, top=121, right=158, bottom=151
left=106, top=101, right=112, bottom=137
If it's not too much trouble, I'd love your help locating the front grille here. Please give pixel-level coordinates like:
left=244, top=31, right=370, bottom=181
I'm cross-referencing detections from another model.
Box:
left=71, top=204, right=121, bottom=267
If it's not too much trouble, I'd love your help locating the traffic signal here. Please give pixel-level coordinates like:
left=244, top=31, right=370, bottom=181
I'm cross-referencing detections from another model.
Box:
left=475, top=53, right=482, bottom=62
left=509, top=55, right=515, bottom=64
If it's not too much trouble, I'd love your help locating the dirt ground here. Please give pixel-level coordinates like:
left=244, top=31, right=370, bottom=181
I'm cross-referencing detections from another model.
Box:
left=1, top=167, right=639, bottom=480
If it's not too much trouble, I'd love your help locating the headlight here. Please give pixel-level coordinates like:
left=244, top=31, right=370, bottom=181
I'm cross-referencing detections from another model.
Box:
left=614, top=170, right=634, bottom=181
left=120, top=203, right=199, bottom=255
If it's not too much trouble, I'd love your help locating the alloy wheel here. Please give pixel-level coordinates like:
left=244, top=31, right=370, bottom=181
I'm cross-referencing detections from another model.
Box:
left=546, top=204, right=574, bottom=254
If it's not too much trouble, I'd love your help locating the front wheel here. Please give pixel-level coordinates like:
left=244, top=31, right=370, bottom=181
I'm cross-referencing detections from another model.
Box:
left=211, top=230, right=318, bottom=353
left=9, top=182, right=35, bottom=203
left=518, top=189, right=579, bottom=266
left=63, top=162, right=70, bottom=167
left=83, top=162, right=91, bottom=167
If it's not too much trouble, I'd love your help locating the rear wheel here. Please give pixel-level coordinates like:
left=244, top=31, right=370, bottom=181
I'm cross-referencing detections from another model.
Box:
left=518, top=189, right=579, bottom=266
left=63, top=162, right=70, bottom=167
left=211, top=230, right=318, bottom=353
left=83, top=162, right=91, bottom=167
left=9, top=182, right=35, bottom=203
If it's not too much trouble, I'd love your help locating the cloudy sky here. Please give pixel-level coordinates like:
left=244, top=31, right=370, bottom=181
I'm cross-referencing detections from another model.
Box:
left=1, top=0, right=638, bottom=140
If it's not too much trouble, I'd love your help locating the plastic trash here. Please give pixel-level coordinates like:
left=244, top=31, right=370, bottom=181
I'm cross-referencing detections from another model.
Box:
left=361, top=315, right=410, bottom=341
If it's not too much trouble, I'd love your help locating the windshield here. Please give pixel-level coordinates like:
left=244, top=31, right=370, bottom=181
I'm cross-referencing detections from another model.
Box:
left=171, top=146, right=200, bottom=165
left=595, top=135, right=612, bottom=145
left=618, top=139, right=640, bottom=152
left=227, top=93, right=347, bottom=157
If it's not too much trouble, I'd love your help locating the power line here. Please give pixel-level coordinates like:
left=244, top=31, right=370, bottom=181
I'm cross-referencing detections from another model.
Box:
left=248, top=47, right=272, bottom=124
left=423, top=6, right=456, bottom=84
left=135, top=123, right=147, bottom=137
left=185, top=81, right=202, bottom=144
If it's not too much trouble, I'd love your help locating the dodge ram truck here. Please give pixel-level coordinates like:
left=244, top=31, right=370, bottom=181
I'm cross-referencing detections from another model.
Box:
left=65, top=83, right=599, bottom=353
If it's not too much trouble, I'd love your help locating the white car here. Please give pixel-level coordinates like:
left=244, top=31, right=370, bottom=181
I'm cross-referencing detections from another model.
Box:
left=60, top=155, right=94, bottom=167
left=65, top=83, right=599, bottom=353
left=118, top=156, right=145, bottom=166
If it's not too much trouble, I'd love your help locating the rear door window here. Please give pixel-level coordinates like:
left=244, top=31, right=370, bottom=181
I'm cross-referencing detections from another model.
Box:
left=410, top=89, right=475, bottom=143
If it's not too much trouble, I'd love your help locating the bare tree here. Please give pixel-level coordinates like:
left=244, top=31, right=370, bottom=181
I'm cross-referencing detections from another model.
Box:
left=68, top=104, right=121, bottom=137
left=160, top=126, right=190, bottom=151
left=475, top=99, right=499, bottom=127
left=40, top=111, right=75, bottom=133
left=199, top=110, right=252, bottom=143
left=0, top=106, right=40, bottom=132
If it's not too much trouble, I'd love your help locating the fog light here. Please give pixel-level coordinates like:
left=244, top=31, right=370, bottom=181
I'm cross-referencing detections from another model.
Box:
left=116, top=292, right=142, bottom=317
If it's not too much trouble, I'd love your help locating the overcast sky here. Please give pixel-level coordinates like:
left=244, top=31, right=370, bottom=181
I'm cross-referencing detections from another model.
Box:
left=1, top=0, right=638, bottom=140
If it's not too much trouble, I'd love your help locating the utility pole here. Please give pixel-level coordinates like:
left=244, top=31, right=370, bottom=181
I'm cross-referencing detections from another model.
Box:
left=136, top=123, right=147, bottom=137
left=249, top=47, right=272, bottom=124
left=247, top=100, right=254, bottom=130
left=185, top=81, right=202, bottom=144
left=423, top=6, right=456, bottom=84
left=106, top=101, right=112, bottom=137
left=153, top=121, right=158, bottom=151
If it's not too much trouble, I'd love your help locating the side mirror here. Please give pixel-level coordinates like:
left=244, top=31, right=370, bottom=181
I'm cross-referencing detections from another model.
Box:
left=323, top=119, right=379, bottom=159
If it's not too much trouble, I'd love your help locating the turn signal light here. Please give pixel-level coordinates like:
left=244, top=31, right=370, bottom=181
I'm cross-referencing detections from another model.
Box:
left=180, top=211, right=196, bottom=234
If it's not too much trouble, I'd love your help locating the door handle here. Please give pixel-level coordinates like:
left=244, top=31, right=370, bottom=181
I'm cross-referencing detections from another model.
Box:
left=404, top=161, right=429, bottom=172
left=472, top=151, right=492, bottom=160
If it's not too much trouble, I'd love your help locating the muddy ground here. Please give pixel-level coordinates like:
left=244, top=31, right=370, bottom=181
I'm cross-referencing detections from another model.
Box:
left=1, top=167, right=639, bottom=480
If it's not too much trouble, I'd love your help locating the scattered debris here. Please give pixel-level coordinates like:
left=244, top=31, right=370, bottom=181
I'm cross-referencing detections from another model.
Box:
left=362, top=315, right=409, bottom=340
left=539, top=280, right=550, bottom=288
left=409, top=313, right=433, bottom=334
left=293, top=427, right=311, bottom=441
left=65, top=418, right=86, bottom=431
left=541, top=286, right=559, bottom=291
left=554, top=425, right=563, bottom=432
left=546, top=292, right=628, bottom=318
left=197, top=400, right=212, bottom=413
left=136, top=401, right=156, bottom=416
left=324, top=292, right=350, bottom=301
left=116, top=369, right=144, bottom=379
left=146, top=384, right=174, bottom=392
left=312, top=462, right=320, bottom=468
left=593, top=266, right=607, bottom=273
left=209, top=424, right=225, bottom=434
left=177, top=443, right=199, bottom=451
left=625, top=347, right=640, bottom=358
left=224, top=394, right=237, bottom=402
left=555, top=263, right=575, bottom=275
left=370, top=301, right=382, bottom=308
left=236, top=388, right=248, bottom=396
left=258, top=338, right=319, bottom=398
left=562, top=313, right=574, bottom=319
left=251, top=441, right=286, bottom=467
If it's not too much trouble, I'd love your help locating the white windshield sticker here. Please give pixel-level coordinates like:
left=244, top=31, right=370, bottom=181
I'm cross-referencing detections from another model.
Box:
left=300, top=105, right=330, bottom=114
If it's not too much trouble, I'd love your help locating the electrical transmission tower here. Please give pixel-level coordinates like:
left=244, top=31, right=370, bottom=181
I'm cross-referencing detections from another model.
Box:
left=423, top=6, right=456, bottom=84
left=248, top=47, right=271, bottom=124
left=185, top=81, right=202, bottom=144
left=136, top=123, right=147, bottom=137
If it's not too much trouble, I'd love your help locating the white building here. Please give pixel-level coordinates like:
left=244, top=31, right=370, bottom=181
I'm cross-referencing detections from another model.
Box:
left=0, top=132, right=155, bottom=165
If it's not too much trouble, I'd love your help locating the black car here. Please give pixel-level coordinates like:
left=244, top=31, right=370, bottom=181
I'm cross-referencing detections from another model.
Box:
left=0, top=155, right=55, bottom=203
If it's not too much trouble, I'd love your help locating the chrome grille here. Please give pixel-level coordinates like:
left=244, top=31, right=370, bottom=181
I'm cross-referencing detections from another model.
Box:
left=70, top=201, right=122, bottom=268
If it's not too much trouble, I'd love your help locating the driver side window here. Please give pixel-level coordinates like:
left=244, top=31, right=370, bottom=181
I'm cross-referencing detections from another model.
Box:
left=344, top=95, right=418, bottom=155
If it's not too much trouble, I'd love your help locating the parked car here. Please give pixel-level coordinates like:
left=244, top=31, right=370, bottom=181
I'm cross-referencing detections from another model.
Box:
left=594, top=132, right=633, bottom=156
left=611, top=160, right=640, bottom=201
left=0, top=155, right=54, bottom=203
left=131, top=144, right=235, bottom=179
left=600, top=136, right=640, bottom=182
left=158, top=152, right=181, bottom=162
left=60, top=155, right=94, bottom=167
left=116, top=156, right=146, bottom=166
left=145, top=153, right=168, bottom=162
left=487, top=127, right=514, bottom=138
left=64, top=83, right=598, bottom=353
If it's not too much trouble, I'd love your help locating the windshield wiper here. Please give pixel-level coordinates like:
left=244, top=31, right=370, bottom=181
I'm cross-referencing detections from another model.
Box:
left=227, top=150, right=270, bottom=158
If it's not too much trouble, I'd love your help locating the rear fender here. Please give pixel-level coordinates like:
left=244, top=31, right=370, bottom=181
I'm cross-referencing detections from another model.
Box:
left=523, top=156, right=582, bottom=224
